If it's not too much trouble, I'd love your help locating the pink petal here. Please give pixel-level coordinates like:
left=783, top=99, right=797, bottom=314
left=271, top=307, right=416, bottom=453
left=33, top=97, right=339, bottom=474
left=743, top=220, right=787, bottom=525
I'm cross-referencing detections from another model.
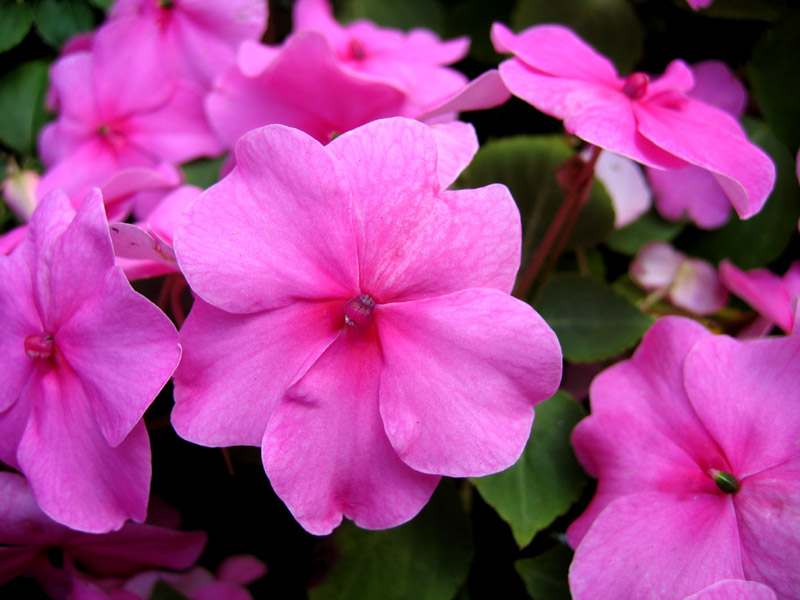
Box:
left=0, top=547, right=43, bottom=587
left=648, top=164, right=733, bottom=228
left=683, top=332, right=800, bottom=478
left=630, top=241, right=684, bottom=290
left=175, top=124, right=359, bottom=313
left=46, top=52, right=99, bottom=139
left=292, top=0, right=343, bottom=43
left=634, top=97, right=775, bottom=219
left=689, top=60, right=747, bottom=118
left=570, top=493, right=743, bottom=600
left=670, top=257, right=728, bottom=315
left=262, top=329, right=440, bottom=535
left=56, top=266, right=180, bottom=447
left=490, top=23, right=619, bottom=85
left=0, top=224, right=28, bottom=255
left=172, top=298, right=343, bottom=447
left=17, top=368, right=151, bottom=533
left=110, top=222, right=177, bottom=264
left=216, top=555, right=268, bottom=585
left=377, top=289, right=562, bottom=477
left=683, top=580, right=777, bottom=600
left=419, top=69, right=512, bottom=122
left=719, top=261, right=794, bottom=333
left=428, top=121, right=479, bottom=189
left=645, top=59, right=695, bottom=97
left=592, top=151, right=651, bottom=228
left=0, top=472, right=69, bottom=545
left=328, top=118, right=521, bottom=299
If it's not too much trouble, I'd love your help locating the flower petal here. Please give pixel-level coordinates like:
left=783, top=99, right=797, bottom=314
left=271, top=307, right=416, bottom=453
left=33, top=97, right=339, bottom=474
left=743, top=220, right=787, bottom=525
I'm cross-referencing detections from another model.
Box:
left=682, top=580, right=777, bottom=600
left=719, top=261, right=794, bottom=333
left=378, top=288, right=561, bottom=477
left=648, top=164, right=733, bottom=228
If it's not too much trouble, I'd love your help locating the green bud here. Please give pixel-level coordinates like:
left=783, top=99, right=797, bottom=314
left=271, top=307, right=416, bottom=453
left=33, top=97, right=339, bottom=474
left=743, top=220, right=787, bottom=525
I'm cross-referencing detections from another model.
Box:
left=709, top=468, right=739, bottom=494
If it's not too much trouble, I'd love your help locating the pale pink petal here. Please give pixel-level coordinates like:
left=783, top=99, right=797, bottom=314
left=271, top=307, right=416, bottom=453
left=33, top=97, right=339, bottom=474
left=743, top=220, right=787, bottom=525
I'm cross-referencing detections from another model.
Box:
left=47, top=52, right=100, bottom=135
left=684, top=332, right=800, bottom=478
left=172, top=298, right=343, bottom=447
left=635, top=97, right=775, bottom=219
left=570, top=493, right=743, bottom=600
left=236, top=39, right=280, bottom=77
left=645, top=59, right=695, bottom=97
left=292, top=0, right=344, bottom=44
left=490, top=23, right=619, bottom=85
left=689, top=60, right=747, bottom=118
left=670, top=257, right=728, bottom=315
left=175, top=124, right=359, bottom=313
left=216, top=555, right=267, bottom=586
left=592, top=150, right=651, bottom=227
left=735, top=461, right=800, bottom=599
left=110, top=222, right=176, bottom=264
left=17, top=368, right=151, bottom=533
left=630, top=241, right=683, bottom=290
left=687, top=0, right=715, bottom=10
left=2, top=170, right=40, bottom=221
left=719, top=261, right=794, bottom=333
left=429, top=121, right=478, bottom=189
left=100, top=164, right=182, bottom=216
left=56, top=266, right=180, bottom=447
left=144, top=185, right=201, bottom=242
left=419, top=70, right=511, bottom=122
left=378, top=289, right=561, bottom=477
left=648, top=164, right=732, bottom=228
left=328, top=118, right=520, bottom=299
left=262, top=329, right=440, bottom=535
left=683, top=580, right=777, bottom=600
left=0, top=472, right=69, bottom=545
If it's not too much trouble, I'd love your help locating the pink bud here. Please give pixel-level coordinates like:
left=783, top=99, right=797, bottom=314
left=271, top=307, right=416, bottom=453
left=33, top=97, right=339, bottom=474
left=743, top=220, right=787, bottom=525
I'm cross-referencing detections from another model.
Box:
left=622, top=72, right=649, bottom=100
left=24, top=333, right=54, bottom=359
left=344, top=294, right=376, bottom=327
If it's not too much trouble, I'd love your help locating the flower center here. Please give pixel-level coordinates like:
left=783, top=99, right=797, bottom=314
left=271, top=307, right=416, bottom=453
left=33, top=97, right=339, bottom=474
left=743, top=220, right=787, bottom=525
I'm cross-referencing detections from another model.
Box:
left=348, top=38, right=367, bottom=61
left=344, top=294, right=376, bottom=327
left=24, top=332, right=54, bottom=360
left=622, top=72, right=649, bottom=100
left=158, top=0, right=174, bottom=8
left=708, top=468, right=740, bottom=494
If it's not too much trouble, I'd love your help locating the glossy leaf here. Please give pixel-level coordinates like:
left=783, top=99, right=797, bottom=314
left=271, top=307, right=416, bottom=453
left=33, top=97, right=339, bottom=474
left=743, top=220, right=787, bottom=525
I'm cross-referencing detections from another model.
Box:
left=0, top=1, right=34, bottom=54
left=471, top=392, right=588, bottom=548
left=511, top=0, right=643, bottom=73
left=34, top=0, right=96, bottom=49
left=535, top=273, right=653, bottom=362
left=309, top=481, right=472, bottom=600
left=515, top=544, right=573, bottom=600
left=0, top=60, right=50, bottom=155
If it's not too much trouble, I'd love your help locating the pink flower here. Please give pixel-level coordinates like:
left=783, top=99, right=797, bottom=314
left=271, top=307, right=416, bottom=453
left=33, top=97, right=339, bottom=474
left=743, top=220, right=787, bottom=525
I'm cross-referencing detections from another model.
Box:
left=107, top=0, right=267, bottom=88
left=491, top=24, right=775, bottom=222
left=38, top=20, right=222, bottom=202
left=720, top=260, right=800, bottom=333
left=292, top=0, right=469, bottom=113
left=646, top=61, right=749, bottom=228
left=568, top=317, right=800, bottom=600
left=171, top=118, right=562, bottom=534
left=630, top=241, right=728, bottom=315
left=0, top=189, right=181, bottom=532
left=686, top=0, right=715, bottom=10
left=0, top=472, right=206, bottom=597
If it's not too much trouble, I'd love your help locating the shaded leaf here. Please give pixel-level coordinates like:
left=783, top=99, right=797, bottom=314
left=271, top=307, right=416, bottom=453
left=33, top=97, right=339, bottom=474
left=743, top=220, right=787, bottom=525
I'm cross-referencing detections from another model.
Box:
left=0, top=1, right=35, bottom=54
left=309, top=481, right=472, bottom=600
left=511, top=0, right=643, bottom=73
left=336, top=0, right=443, bottom=32
left=515, top=544, right=573, bottom=600
left=34, top=0, right=96, bottom=49
left=442, top=0, right=516, bottom=65
left=456, top=135, right=615, bottom=262
left=182, top=156, right=227, bottom=190
left=606, top=211, right=684, bottom=256
left=89, top=0, right=114, bottom=10
left=684, top=118, right=800, bottom=269
left=0, top=60, right=50, bottom=155
left=699, top=0, right=783, bottom=21
left=148, top=580, right=191, bottom=600
left=535, top=273, right=653, bottom=362
left=471, top=392, right=588, bottom=548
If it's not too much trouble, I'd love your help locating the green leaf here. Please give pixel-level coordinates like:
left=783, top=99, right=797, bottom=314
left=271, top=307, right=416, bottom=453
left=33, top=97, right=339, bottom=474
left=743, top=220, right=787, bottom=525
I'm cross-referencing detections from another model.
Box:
left=336, top=0, right=443, bottom=32
left=749, top=13, right=800, bottom=150
left=148, top=580, right=191, bottom=600
left=535, top=273, right=653, bottom=362
left=515, top=545, right=573, bottom=600
left=0, top=1, right=35, bottom=54
left=456, top=135, right=615, bottom=260
left=699, top=0, right=784, bottom=21
left=89, top=0, right=114, bottom=10
left=182, top=155, right=227, bottom=190
left=684, top=118, right=800, bottom=269
left=471, top=392, right=588, bottom=548
left=309, top=481, right=472, bottom=600
left=0, top=60, right=50, bottom=155
left=606, top=211, right=684, bottom=256
left=511, top=0, right=643, bottom=73
left=34, top=0, right=96, bottom=49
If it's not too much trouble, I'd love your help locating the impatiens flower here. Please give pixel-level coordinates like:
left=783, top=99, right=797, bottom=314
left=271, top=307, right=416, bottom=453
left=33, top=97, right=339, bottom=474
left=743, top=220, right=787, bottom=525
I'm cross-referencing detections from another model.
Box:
left=491, top=24, right=775, bottom=221
left=0, top=189, right=181, bottom=532
left=171, top=118, right=562, bottom=535
left=0, top=472, right=206, bottom=598
left=630, top=241, right=728, bottom=315
left=292, top=0, right=469, bottom=113
left=646, top=60, right=750, bottom=228
left=38, top=20, right=222, bottom=202
left=567, top=317, right=800, bottom=600
left=720, top=260, right=800, bottom=333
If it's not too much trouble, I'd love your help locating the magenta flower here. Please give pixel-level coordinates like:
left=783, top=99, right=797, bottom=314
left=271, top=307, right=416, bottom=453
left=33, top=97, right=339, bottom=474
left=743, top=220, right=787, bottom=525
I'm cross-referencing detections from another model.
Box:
left=720, top=260, right=800, bottom=333
left=491, top=24, right=775, bottom=221
left=0, top=472, right=206, bottom=598
left=171, top=118, right=562, bottom=534
left=567, top=317, right=800, bottom=600
left=0, top=189, right=181, bottom=532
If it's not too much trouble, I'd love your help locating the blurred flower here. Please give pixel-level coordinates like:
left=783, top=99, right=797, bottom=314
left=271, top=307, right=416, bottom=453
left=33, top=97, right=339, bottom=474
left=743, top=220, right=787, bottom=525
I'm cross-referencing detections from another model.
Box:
left=0, top=189, right=181, bottom=532
left=568, top=317, right=800, bottom=599
left=491, top=24, right=774, bottom=222
left=171, top=117, right=562, bottom=534
left=720, top=260, right=800, bottom=333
